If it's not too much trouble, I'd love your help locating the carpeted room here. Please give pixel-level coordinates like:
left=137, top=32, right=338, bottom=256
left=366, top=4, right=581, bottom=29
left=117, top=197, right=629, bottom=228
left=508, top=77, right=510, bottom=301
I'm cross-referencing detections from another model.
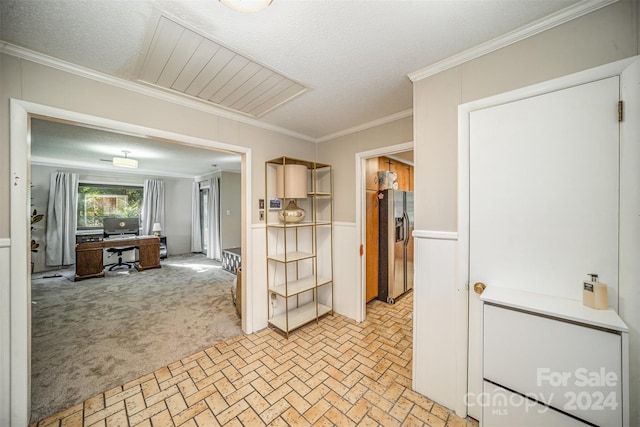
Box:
left=27, top=119, right=245, bottom=423
left=30, top=253, right=242, bottom=422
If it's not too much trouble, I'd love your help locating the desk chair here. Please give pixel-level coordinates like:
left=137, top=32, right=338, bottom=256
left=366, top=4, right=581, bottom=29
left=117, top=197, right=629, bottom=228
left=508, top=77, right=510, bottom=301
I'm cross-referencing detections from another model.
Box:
left=106, top=246, right=137, bottom=270
left=103, top=217, right=141, bottom=271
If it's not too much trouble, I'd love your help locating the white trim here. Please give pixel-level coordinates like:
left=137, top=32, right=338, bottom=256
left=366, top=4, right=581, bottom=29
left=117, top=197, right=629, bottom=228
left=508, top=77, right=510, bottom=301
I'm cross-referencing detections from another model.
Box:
left=457, top=55, right=639, bottom=422
left=0, top=43, right=416, bottom=144
left=412, top=230, right=458, bottom=240
left=333, top=221, right=355, bottom=228
left=0, top=239, right=9, bottom=248
left=408, top=0, right=618, bottom=82
left=316, top=109, right=413, bottom=143
left=31, top=156, right=205, bottom=179
left=9, top=99, right=254, bottom=424
left=355, top=141, right=414, bottom=323
left=10, top=99, right=30, bottom=427
left=0, top=42, right=315, bottom=143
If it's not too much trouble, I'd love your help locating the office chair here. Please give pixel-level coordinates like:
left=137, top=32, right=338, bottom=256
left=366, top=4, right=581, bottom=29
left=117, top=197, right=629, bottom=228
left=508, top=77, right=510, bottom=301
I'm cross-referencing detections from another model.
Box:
left=106, top=246, right=137, bottom=270
left=103, top=217, right=140, bottom=271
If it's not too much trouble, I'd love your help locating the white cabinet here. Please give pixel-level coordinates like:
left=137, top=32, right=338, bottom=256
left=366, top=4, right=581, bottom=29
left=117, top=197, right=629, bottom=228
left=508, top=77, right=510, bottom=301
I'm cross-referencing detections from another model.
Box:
left=265, top=157, right=333, bottom=337
left=481, top=287, right=628, bottom=427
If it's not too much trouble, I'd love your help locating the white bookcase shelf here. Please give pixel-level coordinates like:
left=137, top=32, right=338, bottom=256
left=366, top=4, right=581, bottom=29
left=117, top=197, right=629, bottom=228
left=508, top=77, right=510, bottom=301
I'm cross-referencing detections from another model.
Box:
left=265, top=156, right=334, bottom=337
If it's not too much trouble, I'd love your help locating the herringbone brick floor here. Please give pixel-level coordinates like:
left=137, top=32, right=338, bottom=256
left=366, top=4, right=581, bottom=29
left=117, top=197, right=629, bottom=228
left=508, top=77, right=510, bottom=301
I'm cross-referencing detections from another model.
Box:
left=32, top=291, right=478, bottom=426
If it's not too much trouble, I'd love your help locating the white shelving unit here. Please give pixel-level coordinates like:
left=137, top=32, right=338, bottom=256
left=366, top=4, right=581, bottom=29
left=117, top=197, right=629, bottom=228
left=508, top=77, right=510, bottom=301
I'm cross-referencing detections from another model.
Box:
left=265, top=156, right=333, bottom=337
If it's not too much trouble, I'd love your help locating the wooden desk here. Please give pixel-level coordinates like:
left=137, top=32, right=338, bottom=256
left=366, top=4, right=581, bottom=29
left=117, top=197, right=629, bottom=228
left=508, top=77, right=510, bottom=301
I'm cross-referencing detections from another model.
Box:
left=75, top=235, right=161, bottom=281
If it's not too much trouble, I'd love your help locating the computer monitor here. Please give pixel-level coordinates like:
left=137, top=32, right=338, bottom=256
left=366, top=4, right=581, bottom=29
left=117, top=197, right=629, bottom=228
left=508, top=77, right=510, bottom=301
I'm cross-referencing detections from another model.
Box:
left=103, top=217, right=140, bottom=236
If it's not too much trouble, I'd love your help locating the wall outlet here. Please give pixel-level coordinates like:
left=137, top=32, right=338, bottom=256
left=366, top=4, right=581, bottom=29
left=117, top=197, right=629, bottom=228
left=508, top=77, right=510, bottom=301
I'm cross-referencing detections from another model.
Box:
left=259, top=210, right=265, bottom=221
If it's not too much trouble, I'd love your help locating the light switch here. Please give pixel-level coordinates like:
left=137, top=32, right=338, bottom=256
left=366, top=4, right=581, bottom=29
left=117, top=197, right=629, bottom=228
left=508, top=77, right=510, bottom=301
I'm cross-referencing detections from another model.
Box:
left=226, top=209, right=231, bottom=215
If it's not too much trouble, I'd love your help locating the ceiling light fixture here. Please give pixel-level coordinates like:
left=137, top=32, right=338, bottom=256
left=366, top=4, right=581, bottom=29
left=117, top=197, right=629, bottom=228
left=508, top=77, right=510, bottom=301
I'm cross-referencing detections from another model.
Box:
left=219, top=0, right=273, bottom=13
left=113, top=150, right=138, bottom=168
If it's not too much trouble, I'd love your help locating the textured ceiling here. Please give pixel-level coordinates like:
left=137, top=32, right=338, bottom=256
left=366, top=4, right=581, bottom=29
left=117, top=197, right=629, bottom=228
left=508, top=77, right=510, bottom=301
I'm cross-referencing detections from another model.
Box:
left=2, top=0, right=582, bottom=140
left=30, top=118, right=241, bottom=178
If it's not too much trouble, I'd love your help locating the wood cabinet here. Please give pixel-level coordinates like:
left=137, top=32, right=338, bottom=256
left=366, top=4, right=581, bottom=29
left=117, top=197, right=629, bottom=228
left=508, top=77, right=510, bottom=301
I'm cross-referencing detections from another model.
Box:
left=265, top=157, right=333, bottom=337
left=367, top=156, right=413, bottom=191
left=365, top=190, right=379, bottom=301
left=365, top=158, right=380, bottom=191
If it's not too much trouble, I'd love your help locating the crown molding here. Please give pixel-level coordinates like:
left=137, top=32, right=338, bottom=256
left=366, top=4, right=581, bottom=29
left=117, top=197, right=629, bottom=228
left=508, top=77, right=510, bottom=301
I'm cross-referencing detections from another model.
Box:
left=408, top=0, right=619, bottom=82
left=316, top=109, right=413, bottom=143
left=0, top=42, right=316, bottom=143
left=30, top=156, right=202, bottom=179
left=1, top=42, right=417, bottom=144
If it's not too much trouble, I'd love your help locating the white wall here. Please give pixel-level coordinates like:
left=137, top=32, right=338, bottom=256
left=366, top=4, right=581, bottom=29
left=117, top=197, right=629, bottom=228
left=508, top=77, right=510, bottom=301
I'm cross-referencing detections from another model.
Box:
left=163, top=176, right=193, bottom=255
left=0, top=239, right=10, bottom=427
left=220, top=171, right=241, bottom=250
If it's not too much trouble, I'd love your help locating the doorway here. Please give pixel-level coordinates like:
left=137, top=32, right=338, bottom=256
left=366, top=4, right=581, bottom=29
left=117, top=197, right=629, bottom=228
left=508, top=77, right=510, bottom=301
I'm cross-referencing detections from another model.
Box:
left=9, top=99, right=253, bottom=426
left=355, top=142, right=414, bottom=322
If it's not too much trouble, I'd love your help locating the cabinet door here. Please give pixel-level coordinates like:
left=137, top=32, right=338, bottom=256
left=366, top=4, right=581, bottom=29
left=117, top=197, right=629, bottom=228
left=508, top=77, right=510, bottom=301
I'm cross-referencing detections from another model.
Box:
left=366, top=158, right=380, bottom=191
left=394, top=162, right=410, bottom=191
left=366, top=190, right=379, bottom=302
left=408, top=165, right=414, bottom=192
left=483, top=382, right=591, bottom=427
left=484, top=304, right=622, bottom=427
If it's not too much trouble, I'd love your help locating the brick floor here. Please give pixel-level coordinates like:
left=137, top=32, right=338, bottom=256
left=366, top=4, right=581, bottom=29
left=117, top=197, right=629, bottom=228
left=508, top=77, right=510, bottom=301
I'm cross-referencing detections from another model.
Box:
left=31, top=291, right=478, bottom=426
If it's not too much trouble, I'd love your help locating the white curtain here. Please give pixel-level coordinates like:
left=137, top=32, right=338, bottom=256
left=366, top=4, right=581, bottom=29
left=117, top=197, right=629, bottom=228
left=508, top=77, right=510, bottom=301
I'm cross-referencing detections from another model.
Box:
left=141, top=179, right=165, bottom=236
left=45, top=172, right=79, bottom=266
left=190, top=181, right=202, bottom=252
left=207, top=177, right=221, bottom=260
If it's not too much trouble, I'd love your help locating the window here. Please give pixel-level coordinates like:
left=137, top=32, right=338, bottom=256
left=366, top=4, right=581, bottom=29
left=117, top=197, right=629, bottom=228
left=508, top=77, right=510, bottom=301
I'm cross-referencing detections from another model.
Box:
left=77, top=183, right=143, bottom=229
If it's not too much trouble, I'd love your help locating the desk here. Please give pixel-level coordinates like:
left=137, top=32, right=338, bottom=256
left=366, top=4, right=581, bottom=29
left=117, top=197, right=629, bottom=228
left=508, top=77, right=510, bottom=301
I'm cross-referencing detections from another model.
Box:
left=75, top=235, right=161, bottom=281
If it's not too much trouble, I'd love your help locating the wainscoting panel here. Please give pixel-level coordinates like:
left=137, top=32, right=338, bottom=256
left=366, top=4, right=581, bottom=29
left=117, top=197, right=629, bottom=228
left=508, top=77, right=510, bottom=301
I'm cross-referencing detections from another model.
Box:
left=250, top=225, right=267, bottom=334
left=412, top=231, right=462, bottom=414
left=333, top=222, right=358, bottom=321
left=0, top=238, right=11, bottom=427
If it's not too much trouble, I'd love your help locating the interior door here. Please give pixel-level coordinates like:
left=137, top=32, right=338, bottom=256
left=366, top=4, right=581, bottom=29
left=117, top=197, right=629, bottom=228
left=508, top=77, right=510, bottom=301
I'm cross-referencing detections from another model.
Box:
left=467, top=77, right=620, bottom=420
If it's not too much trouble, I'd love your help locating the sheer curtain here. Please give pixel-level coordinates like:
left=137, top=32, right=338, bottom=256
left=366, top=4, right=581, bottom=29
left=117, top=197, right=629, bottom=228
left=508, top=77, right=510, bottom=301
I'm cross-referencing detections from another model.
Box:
left=207, top=177, right=221, bottom=260
left=141, top=179, right=165, bottom=236
left=190, top=181, right=202, bottom=253
left=45, top=172, right=79, bottom=266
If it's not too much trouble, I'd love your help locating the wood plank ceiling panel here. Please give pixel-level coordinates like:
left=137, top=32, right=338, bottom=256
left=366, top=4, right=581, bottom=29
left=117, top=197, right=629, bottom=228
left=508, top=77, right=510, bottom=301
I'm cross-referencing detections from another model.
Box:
left=137, top=15, right=307, bottom=118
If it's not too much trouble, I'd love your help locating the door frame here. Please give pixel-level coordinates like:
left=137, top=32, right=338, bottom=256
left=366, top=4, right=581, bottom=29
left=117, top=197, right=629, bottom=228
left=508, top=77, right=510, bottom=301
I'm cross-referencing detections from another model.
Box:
left=457, top=56, right=640, bottom=420
left=8, top=99, right=253, bottom=426
left=355, top=141, right=413, bottom=322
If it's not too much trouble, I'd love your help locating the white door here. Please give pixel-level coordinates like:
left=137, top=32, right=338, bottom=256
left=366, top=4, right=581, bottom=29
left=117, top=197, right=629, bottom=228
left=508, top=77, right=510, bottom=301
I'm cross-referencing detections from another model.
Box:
left=467, top=77, right=620, bottom=420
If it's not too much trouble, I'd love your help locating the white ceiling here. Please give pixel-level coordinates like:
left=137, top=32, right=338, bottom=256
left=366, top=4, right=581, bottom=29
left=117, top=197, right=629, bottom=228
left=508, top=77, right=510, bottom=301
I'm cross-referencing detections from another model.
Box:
left=30, top=118, right=241, bottom=178
left=1, top=0, right=584, bottom=141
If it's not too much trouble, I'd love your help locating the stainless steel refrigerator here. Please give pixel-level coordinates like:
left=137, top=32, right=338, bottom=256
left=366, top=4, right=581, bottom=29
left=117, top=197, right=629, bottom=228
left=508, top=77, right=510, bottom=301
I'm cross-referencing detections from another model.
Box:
left=378, top=189, right=414, bottom=303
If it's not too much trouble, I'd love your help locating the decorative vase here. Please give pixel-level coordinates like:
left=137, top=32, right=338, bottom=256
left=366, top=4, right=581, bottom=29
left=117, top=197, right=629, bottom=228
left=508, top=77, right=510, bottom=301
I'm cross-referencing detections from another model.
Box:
left=278, top=199, right=305, bottom=223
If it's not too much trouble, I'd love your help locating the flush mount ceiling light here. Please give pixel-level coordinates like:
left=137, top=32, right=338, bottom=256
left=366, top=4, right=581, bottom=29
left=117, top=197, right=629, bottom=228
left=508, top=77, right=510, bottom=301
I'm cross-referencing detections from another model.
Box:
left=112, top=150, right=138, bottom=168
left=219, top=0, right=273, bottom=13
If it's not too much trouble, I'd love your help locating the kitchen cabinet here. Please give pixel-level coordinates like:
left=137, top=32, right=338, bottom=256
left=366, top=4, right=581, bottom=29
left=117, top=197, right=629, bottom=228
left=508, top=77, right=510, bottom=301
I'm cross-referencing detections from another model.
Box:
left=481, top=287, right=628, bottom=427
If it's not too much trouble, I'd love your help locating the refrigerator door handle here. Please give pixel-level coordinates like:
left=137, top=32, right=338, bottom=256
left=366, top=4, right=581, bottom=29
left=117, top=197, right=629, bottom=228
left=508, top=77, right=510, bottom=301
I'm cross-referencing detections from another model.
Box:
left=403, top=211, right=410, bottom=246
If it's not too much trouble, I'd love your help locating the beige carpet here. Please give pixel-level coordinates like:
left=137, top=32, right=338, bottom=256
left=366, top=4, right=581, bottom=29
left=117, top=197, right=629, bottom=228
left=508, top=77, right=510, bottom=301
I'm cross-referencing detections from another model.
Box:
left=30, top=253, right=242, bottom=424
